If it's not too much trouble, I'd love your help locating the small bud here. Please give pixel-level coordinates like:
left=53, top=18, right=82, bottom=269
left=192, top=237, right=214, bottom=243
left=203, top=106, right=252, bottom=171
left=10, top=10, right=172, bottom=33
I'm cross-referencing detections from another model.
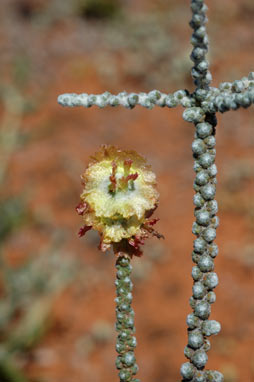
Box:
left=200, top=183, right=216, bottom=200
left=131, top=363, right=139, bottom=375
left=193, top=282, right=206, bottom=299
left=188, top=330, right=204, bottom=349
left=204, top=135, right=216, bottom=148
left=196, top=122, right=213, bottom=138
left=207, top=200, right=218, bottom=216
left=122, top=351, right=136, bottom=367
left=198, top=255, right=214, bottom=272
left=193, top=193, right=205, bottom=208
left=183, top=107, right=205, bottom=123
left=207, top=164, right=217, bottom=177
left=119, top=369, right=131, bottom=381
left=187, top=313, right=200, bottom=329
left=192, top=350, right=208, bottom=369
left=194, top=370, right=206, bottom=382
left=192, top=139, right=206, bottom=156
left=115, top=356, right=123, bottom=369
left=199, top=153, right=214, bottom=169
left=184, top=346, right=194, bottom=359
left=192, top=266, right=203, bottom=281
left=204, top=272, right=219, bottom=289
left=205, top=370, right=224, bottom=382
left=180, top=362, right=195, bottom=380
left=165, top=94, right=178, bottom=108
left=202, top=227, right=216, bottom=243
left=196, top=210, right=210, bottom=226
left=202, top=320, right=221, bottom=336
left=206, top=291, right=216, bottom=304
left=194, top=238, right=207, bottom=253
left=195, top=301, right=211, bottom=319
left=195, top=171, right=209, bottom=186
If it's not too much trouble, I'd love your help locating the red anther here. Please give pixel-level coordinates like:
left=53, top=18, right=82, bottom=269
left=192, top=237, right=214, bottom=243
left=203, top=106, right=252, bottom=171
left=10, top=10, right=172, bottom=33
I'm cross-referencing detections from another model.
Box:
left=76, top=201, right=88, bottom=215
left=78, top=225, right=92, bottom=237
left=124, top=159, right=133, bottom=170
left=124, top=159, right=133, bottom=165
left=109, top=174, right=117, bottom=185
left=112, top=161, right=117, bottom=174
left=126, top=173, right=138, bottom=182
left=109, top=161, right=118, bottom=192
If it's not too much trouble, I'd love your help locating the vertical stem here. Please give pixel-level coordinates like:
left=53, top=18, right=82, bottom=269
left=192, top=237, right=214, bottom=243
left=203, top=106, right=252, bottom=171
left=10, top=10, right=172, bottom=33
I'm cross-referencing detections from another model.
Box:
left=180, top=3, right=224, bottom=380
left=190, top=0, right=212, bottom=91
left=115, top=254, right=139, bottom=382
left=181, top=115, right=224, bottom=382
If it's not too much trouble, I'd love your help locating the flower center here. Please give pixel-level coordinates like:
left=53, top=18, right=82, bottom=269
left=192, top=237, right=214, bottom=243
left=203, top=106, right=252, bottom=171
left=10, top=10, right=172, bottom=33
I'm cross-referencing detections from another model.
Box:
left=108, top=159, right=138, bottom=195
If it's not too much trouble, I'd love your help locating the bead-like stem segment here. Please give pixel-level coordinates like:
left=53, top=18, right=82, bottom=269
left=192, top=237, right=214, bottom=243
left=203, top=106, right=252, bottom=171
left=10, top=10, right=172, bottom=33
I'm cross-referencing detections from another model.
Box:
left=115, top=254, right=139, bottom=382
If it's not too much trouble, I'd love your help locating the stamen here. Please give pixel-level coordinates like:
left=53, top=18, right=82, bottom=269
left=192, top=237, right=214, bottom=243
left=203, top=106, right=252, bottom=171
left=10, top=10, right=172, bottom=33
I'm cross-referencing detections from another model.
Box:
left=125, top=173, right=138, bottom=182
left=123, top=159, right=133, bottom=176
left=109, top=161, right=117, bottom=193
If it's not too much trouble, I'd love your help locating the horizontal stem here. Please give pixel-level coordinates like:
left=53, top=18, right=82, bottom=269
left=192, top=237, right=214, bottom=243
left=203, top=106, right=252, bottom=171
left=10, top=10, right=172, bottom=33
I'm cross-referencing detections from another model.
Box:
left=199, top=73, right=254, bottom=113
left=58, top=89, right=194, bottom=110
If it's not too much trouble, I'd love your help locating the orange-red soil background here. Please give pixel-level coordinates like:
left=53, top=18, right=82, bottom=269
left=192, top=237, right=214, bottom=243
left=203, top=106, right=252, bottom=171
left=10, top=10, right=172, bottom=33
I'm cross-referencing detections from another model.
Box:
left=1, top=1, right=254, bottom=381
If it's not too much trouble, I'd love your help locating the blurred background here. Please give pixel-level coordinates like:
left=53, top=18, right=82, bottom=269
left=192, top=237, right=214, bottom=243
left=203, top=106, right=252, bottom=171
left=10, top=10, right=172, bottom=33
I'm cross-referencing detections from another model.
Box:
left=0, top=0, right=253, bottom=381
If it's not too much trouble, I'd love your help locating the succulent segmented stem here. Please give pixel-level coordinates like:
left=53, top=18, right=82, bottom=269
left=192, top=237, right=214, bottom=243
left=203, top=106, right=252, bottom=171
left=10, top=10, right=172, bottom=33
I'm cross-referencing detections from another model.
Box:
left=115, top=254, right=139, bottom=382
left=190, top=0, right=212, bottom=91
left=200, top=72, right=254, bottom=113
left=181, top=115, right=224, bottom=382
left=180, top=3, right=224, bottom=381
left=58, top=89, right=194, bottom=109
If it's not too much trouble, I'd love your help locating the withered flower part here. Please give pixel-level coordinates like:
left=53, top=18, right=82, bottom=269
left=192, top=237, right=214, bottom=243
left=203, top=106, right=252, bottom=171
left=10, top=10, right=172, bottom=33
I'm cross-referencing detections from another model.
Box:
left=76, top=201, right=88, bottom=216
left=78, top=225, right=92, bottom=237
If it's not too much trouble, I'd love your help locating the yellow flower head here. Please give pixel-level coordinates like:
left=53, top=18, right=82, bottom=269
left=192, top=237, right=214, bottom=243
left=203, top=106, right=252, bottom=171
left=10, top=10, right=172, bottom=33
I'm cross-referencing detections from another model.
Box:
left=76, top=145, right=162, bottom=256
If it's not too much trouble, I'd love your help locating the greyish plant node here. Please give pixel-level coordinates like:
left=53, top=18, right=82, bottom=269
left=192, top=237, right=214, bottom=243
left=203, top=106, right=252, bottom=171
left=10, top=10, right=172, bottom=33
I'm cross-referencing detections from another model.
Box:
left=58, top=0, right=253, bottom=381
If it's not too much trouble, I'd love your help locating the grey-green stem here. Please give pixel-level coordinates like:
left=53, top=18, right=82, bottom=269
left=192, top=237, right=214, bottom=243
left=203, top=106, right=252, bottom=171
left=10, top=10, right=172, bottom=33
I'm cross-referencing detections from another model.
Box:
left=115, top=255, right=139, bottom=382
left=181, top=115, right=223, bottom=382
left=180, top=2, right=223, bottom=381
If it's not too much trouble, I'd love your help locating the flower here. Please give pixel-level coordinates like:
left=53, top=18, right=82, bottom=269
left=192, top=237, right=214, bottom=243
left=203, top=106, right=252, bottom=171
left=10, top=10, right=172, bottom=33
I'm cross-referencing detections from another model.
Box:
left=76, top=145, right=162, bottom=256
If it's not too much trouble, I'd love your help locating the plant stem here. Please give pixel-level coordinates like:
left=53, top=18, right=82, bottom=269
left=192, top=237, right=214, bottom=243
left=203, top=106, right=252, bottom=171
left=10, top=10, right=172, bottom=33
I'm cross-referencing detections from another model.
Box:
left=180, top=2, right=224, bottom=381
left=190, top=0, right=212, bottom=91
left=115, top=254, right=139, bottom=382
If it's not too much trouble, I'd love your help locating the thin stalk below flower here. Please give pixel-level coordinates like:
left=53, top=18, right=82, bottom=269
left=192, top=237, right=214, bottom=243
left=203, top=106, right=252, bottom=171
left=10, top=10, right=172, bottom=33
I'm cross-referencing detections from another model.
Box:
left=115, top=253, right=139, bottom=382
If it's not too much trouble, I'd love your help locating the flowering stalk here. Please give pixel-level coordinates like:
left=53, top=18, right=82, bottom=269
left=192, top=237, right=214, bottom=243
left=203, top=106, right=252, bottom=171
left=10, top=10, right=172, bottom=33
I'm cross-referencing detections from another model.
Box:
left=115, top=253, right=139, bottom=382
left=76, top=145, right=161, bottom=381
